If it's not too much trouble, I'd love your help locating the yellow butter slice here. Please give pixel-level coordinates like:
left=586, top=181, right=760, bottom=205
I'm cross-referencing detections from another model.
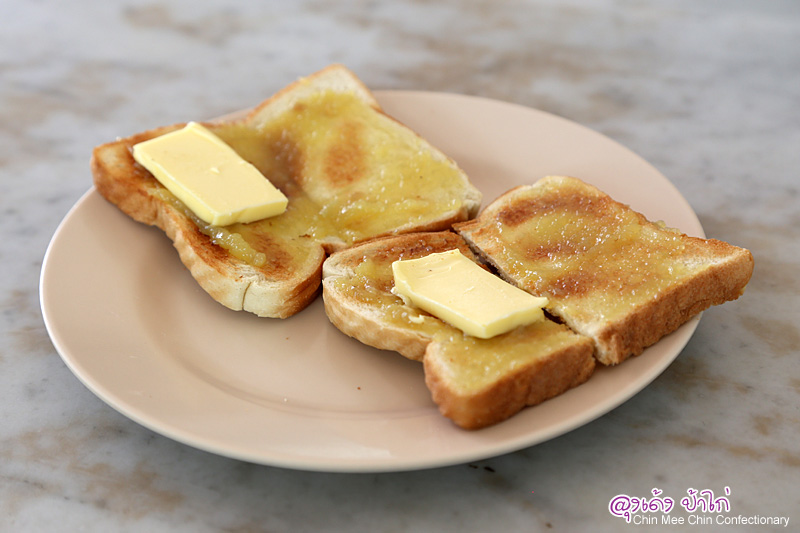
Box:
left=391, top=249, right=548, bottom=339
left=132, top=122, right=288, bottom=226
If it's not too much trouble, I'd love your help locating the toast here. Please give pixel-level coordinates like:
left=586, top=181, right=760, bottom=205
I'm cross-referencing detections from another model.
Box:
left=455, top=176, right=754, bottom=365
left=91, top=64, right=481, bottom=318
left=322, top=231, right=595, bottom=429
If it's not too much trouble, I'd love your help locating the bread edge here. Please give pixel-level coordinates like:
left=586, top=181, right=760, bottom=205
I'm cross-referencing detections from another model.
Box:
left=90, top=64, right=479, bottom=318
left=589, top=243, right=754, bottom=364
left=455, top=177, right=755, bottom=365
left=424, top=330, right=595, bottom=430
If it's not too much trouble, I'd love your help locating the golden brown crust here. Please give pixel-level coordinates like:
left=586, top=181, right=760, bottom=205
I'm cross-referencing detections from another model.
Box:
left=456, top=175, right=755, bottom=365
left=91, top=64, right=480, bottom=318
left=246, top=63, right=380, bottom=124
left=91, top=126, right=326, bottom=318
left=322, top=231, right=475, bottom=360
left=322, top=231, right=596, bottom=429
left=322, top=286, right=433, bottom=361
left=592, top=241, right=753, bottom=363
left=424, top=331, right=594, bottom=429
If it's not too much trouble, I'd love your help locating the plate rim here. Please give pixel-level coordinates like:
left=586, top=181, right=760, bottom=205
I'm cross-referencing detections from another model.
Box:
left=40, top=90, right=702, bottom=472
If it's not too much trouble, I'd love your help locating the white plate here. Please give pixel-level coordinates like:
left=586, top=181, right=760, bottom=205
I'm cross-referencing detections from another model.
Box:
left=40, top=91, right=703, bottom=472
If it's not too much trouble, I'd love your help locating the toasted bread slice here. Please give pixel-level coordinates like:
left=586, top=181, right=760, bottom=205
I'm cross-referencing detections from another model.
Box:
left=322, top=231, right=595, bottom=429
left=92, top=64, right=481, bottom=318
left=455, top=176, right=754, bottom=365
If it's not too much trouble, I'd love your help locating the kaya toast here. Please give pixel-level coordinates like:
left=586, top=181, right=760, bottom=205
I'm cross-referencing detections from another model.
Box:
left=455, top=175, right=754, bottom=365
left=322, top=231, right=595, bottom=429
left=91, top=64, right=481, bottom=318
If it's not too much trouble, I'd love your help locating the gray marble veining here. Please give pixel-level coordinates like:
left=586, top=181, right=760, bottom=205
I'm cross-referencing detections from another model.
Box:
left=2, top=1, right=798, bottom=531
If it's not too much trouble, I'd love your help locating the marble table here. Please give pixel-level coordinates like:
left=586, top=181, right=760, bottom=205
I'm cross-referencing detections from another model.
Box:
left=3, top=1, right=798, bottom=531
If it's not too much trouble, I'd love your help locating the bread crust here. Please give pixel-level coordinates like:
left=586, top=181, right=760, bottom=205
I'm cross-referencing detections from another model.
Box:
left=91, top=64, right=480, bottom=318
left=456, top=175, right=754, bottom=365
left=424, top=331, right=594, bottom=429
left=591, top=238, right=753, bottom=363
left=322, top=231, right=476, bottom=360
left=91, top=126, right=326, bottom=318
left=322, top=231, right=596, bottom=429
left=322, top=283, right=432, bottom=361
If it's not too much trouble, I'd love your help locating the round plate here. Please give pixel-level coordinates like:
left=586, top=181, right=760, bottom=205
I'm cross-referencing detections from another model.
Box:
left=40, top=91, right=703, bottom=472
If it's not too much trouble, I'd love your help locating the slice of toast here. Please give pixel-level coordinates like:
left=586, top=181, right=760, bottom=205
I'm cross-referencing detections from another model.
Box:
left=91, top=64, right=481, bottom=318
left=322, top=231, right=595, bottom=429
left=455, top=175, right=754, bottom=365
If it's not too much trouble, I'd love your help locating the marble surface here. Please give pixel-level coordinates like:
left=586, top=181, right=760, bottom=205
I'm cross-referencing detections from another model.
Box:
left=3, top=0, right=798, bottom=531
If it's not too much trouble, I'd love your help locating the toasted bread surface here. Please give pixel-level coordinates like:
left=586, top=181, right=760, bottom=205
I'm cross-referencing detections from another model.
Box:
left=455, top=175, right=754, bottom=365
left=92, top=64, right=481, bottom=318
left=322, top=231, right=595, bottom=429
left=322, top=231, right=477, bottom=360
left=424, top=320, right=594, bottom=429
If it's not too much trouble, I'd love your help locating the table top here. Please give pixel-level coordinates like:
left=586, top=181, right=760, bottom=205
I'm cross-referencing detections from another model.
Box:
left=3, top=1, right=798, bottom=531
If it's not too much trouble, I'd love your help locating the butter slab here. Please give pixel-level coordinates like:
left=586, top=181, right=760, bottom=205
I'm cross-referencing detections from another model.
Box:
left=133, top=122, right=287, bottom=226
left=392, top=249, right=548, bottom=339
